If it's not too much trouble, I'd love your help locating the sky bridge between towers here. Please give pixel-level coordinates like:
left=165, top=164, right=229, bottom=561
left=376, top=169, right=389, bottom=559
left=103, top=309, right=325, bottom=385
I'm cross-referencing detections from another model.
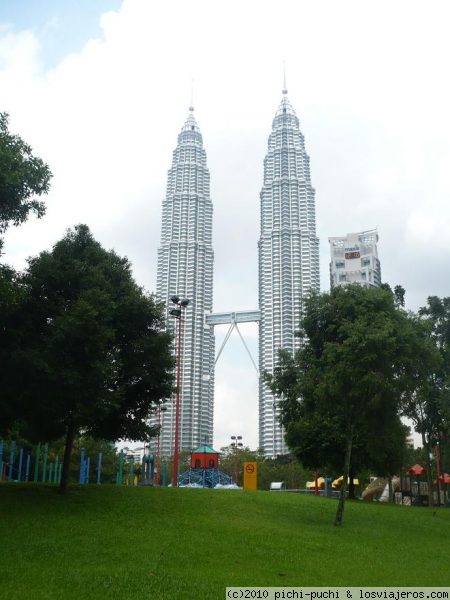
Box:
left=205, top=309, right=260, bottom=374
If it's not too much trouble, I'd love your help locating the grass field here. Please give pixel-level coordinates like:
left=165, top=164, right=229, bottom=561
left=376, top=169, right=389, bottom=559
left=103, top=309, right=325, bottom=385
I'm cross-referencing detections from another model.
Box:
left=1, top=484, right=449, bottom=600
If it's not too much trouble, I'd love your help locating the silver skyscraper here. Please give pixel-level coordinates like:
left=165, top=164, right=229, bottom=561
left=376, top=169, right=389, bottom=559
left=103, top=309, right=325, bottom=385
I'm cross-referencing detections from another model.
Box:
left=156, top=106, right=215, bottom=455
left=258, top=88, right=320, bottom=457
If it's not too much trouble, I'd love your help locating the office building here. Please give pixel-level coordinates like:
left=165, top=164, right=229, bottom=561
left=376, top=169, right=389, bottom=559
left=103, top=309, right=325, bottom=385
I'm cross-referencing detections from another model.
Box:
left=329, top=230, right=381, bottom=289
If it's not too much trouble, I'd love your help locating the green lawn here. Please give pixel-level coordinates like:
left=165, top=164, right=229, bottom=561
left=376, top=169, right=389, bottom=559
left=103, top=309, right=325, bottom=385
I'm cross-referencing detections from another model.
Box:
left=1, top=484, right=449, bottom=599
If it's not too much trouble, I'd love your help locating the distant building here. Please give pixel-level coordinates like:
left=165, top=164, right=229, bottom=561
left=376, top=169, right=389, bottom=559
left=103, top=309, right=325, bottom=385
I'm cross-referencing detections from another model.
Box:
left=125, top=449, right=143, bottom=464
left=258, top=86, right=320, bottom=457
left=329, top=230, right=381, bottom=289
left=155, top=105, right=215, bottom=456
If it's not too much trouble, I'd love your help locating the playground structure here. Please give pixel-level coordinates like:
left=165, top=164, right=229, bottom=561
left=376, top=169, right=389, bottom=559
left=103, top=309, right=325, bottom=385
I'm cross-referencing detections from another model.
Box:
left=305, top=475, right=360, bottom=497
left=177, top=445, right=235, bottom=488
left=362, top=464, right=450, bottom=506
left=0, top=439, right=159, bottom=487
left=362, top=476, right=400, bottom=502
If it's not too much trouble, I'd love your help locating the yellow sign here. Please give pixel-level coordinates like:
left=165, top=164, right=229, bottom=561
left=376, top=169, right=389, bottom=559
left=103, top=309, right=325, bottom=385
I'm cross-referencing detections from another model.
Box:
left=243, top=462, right=257, bottom=490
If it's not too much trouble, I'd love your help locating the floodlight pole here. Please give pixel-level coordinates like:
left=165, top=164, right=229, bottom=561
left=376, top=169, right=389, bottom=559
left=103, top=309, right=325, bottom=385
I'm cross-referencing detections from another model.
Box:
left=170, top=296, right=189, bottom=488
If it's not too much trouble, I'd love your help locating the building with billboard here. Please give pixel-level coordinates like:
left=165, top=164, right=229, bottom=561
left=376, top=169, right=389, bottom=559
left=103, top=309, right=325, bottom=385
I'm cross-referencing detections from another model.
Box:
left=329, top=229, right=381, bottom=289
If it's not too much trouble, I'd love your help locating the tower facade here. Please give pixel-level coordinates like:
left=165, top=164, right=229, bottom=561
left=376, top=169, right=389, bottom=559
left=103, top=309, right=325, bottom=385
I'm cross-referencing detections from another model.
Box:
left=156, top=107, right=215, bottom=456
left=329, top=230, right=381, bottom=289
left=258, top=89, right=320, bottom=457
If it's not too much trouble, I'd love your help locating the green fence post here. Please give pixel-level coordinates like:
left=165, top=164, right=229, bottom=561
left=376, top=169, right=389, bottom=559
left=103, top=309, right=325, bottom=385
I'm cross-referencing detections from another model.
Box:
left=54, top=456, right=59, bottom=484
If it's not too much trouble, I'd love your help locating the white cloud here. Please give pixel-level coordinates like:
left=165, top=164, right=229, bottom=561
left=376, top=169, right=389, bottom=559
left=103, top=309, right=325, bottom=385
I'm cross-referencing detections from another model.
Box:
left=2, top=0, right=450, bottom=449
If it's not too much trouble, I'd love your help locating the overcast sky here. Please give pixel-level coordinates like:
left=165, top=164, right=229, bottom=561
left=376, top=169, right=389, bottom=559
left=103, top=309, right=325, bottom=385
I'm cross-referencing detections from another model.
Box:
left=1, top=0, right=450, bottom=451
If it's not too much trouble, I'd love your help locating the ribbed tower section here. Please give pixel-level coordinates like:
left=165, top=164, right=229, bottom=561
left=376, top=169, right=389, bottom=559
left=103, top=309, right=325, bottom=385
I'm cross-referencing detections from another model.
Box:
left=156, top=107, right=214, bottom=455
left=258, top=89, right=320, bottom=457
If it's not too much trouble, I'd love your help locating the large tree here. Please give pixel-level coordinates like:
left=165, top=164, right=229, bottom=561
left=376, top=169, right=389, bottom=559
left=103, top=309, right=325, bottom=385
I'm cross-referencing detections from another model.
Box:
left=268, top=284, right=438, bottom=525
left=9, top=225, right=174, bottom=492
left=0, top=112, right=52, bottom=250
left=400, top=297, right=450, bottom=500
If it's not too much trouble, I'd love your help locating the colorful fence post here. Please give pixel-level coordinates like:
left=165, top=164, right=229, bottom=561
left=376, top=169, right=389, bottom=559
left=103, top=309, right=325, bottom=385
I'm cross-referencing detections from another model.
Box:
left=97, top=452, right=102, bottom=484
left=42, top=443, right=48, bottom=483
left=54, top=456, right=59, bottom=484
left=8, top=441, right=16, bottom=481
left=86, top=457, right=90, bottom=484
left=116, top=450, right=124, bottom=485
left=79, top=448, right=85, bottom=484
left=17, top=448, right=24, bottom=482
left=25, top=453, right=31, bottom=482
left=49, top=463, right=54, bottom=483
left=162, top=462, right=167, bottom=487
left=129, top=456, right=135, bottom=487
left=34, top=443, right=41, bottom=482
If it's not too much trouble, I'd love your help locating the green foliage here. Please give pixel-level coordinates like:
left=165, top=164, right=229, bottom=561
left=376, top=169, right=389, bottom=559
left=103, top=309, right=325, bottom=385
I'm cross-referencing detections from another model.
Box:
left=0, top=112, right=52, bottom=248
left=267, top=285, right=438, bottom=522
left=1, top=484, right=450, bottom=599
left=0, top=265, right=27, bottom=433
left=405, top=296, right=450, bottom=480
left=4, top=225, right=174, bottom=489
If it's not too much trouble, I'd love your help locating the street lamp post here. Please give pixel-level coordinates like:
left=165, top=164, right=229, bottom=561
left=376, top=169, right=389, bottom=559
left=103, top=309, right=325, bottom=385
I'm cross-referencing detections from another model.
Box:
left=230, top=435, right=243, bottom=484
left=169, top=295, right=190, bottom=488
left=155, top=405, right=167, bottom=485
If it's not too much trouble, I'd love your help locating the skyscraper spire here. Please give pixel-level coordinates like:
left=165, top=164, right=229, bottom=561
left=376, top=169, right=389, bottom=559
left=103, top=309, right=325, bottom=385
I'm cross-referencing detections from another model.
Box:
left=189, top=77, right=194, bottom=112
left=258, top=89, right=320, bottom=457
left=156, top=105, right=215, bottom=456
left=282, top=61, right=287, bottom=95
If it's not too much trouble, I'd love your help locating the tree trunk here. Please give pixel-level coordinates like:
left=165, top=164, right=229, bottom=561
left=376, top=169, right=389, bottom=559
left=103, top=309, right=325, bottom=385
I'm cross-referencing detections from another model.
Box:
left=334, top=426, right=353, bottom=526
left=422, top=432, right=434, bottom=508
left=59, top=420, right=76, bottom=494
left=348, top=467, right=355, bottom=499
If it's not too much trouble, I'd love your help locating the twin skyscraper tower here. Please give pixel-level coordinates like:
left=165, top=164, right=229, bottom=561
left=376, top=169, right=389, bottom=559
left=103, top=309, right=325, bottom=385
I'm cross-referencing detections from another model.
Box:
left=155, top=87, right=320, bottom=458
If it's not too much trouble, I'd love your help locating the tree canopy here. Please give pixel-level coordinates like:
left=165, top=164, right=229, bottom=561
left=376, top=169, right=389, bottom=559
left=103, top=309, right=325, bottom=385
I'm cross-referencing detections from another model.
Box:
left=4, top=225, right=175, bottom=491
left=0, top=112, right=52, bottom=249
left=267, top=284, right=439, bottom=524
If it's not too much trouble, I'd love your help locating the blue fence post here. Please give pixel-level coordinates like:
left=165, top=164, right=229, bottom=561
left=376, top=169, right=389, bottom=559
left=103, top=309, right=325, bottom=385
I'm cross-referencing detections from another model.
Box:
left=42, top=443, right=48, bottom=483
left=162, top=462, right=167, bottom=487
left=34, top=443, right=41, bottom=482
left=17, top=448, right=24, bottom=482
left=116, top=450, right=124, bottom=485
left=49, top=463, right=54, bottom=483
left=25, top=453, right=31, bottom=482
left=86, top=457, right=90, bottom=484
left=8, top=441, right=16, bottom=481
left=79, top=448, right=85, bottom=484
left=97, top=452, right=102, bottom=484
left=0, top=440, right=3, bottom=479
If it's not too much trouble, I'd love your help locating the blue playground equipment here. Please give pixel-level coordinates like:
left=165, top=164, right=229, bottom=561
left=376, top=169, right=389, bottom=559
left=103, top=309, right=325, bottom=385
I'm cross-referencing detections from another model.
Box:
left=178, top=468, right=234, bottom=488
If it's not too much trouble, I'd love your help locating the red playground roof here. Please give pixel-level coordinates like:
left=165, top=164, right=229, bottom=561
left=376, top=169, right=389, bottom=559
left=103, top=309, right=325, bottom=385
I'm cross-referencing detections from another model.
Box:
left=408, top=464, right=427, bottom=476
